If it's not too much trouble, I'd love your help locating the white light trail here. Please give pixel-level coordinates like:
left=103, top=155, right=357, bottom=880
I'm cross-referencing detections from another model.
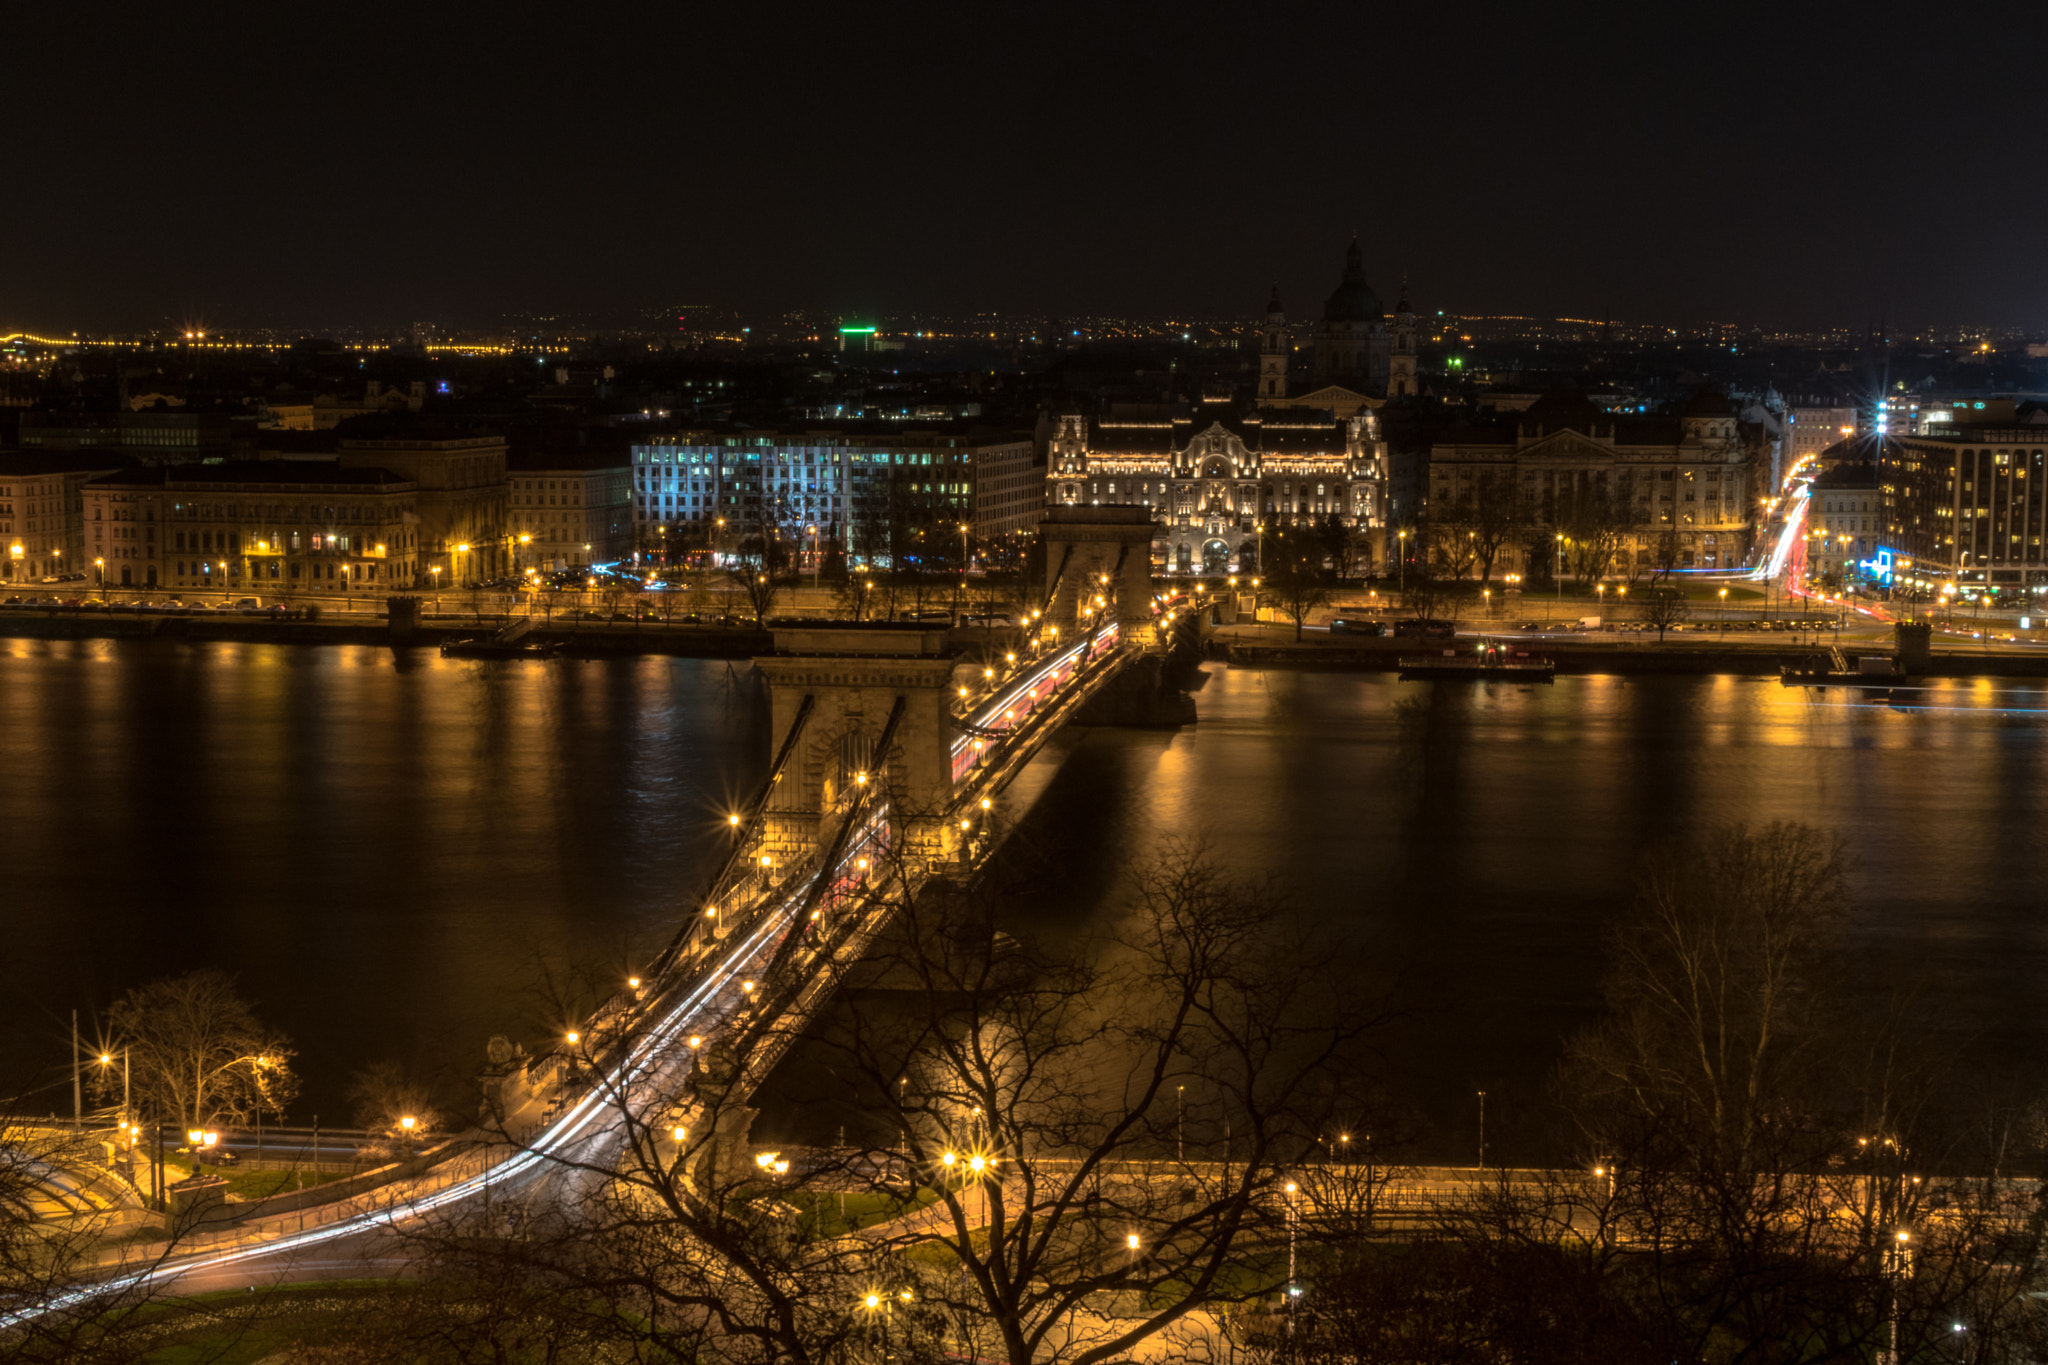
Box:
left=10, top=886, right=812, bottom=1321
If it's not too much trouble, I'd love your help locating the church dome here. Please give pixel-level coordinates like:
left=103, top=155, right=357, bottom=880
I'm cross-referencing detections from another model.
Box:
left=1322, top=238, right=1383, bottom=323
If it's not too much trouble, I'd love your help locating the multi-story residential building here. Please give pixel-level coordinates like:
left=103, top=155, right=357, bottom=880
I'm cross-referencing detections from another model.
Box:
left=81, top=461, right=420, bottom=594
left=508, top=451, right=633, bottom=570
left=1045, top=394, right=1389, bottom=575
left=627, top=426, right=1034, bottom=567
left=1807, top=457, right=1883, bottom=582
left=334, top=418, right=509, bottom=584
left=1427, top=389, right=1753, bottom=574
left=1886, top=410, right=2048, bottom=597
left=971, top=440, right=1042, bottom=543
left=1786, top=405, right=1859, bottom=474
left=0, top=453, right=118, bottom=583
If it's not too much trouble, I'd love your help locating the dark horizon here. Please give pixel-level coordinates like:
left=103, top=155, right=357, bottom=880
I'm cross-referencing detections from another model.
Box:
left=7, top=1, right=2046, bottom=334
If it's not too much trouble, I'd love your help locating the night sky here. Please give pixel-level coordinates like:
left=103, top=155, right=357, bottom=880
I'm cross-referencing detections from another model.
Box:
left=8, top=0, right=2044, bottom=331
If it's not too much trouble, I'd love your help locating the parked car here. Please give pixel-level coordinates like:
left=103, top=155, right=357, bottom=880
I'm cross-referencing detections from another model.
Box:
left=1328, top=617, right=1388, bottom=636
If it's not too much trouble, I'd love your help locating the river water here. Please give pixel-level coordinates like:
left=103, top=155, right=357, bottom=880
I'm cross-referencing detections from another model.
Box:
left=5, top=639, right=2044, bottom=1159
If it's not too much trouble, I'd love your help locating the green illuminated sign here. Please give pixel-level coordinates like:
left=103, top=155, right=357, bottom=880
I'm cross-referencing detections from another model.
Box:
left=839, top=326, right=877, bottom=335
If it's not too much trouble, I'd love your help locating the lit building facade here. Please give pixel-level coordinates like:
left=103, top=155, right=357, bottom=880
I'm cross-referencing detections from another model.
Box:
left=81, top=461, right=420, bottom=593
left=1887, top=415, right=2048, bottom=595
left=629, top=427, right=1034, bottom=564
left=335, top=424, right=509, bottom=584
left=0, top=454, right=117, bottom=582
left=1046, top=396, right=1389, bottom=574
left=1427, top=389, right=1754, bottom=573
left=508, top=454, right=633, bottom=570
left=1807, top=456, right=1883, bottom=580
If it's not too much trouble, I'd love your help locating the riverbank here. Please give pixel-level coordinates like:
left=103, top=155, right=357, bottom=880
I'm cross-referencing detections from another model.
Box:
left=11, top=603, right=2048, bottom=678
left=0, top=604, right=773, bottom=656
left=1216, top=632, right=2048, bottom=678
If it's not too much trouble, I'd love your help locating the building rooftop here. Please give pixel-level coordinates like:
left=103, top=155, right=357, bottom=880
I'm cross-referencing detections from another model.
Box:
left=88, top=460, right=417, bottom=489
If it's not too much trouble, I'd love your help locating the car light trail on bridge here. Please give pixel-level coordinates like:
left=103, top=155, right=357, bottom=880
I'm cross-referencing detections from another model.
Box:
left=14, top=613, right=1137, bottom=1326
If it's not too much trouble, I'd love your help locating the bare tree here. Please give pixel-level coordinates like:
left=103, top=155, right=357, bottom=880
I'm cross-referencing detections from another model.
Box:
left=1401, top=565, right=1449, bottom=626
left=1428, top=523, right=1478, bottom=581
left=1465, top=474, right=1520, bottom=586
left=732, top=564, right=782, bottom=627
left=349, top=1059, right=445, bottom=1152
left=1559, top=491, right=1627, bottom=585
left=378, top=841, right=1376, bottom=1365
left=1263, top=528, right=1332, bottom=640
left=106, top=969, right=298, bottom=1132
left=1641, top=583, right=1690, bottom=641
left=1348, top=823, right=2048, bottom=1365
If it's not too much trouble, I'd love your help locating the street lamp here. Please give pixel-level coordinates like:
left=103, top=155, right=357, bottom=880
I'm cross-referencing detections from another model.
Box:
left=98, top=1048, right=129, bottom=1125
left=1285, top=1180, right=1300, bottom=1334
left=94, top=556, right=104, bottom=596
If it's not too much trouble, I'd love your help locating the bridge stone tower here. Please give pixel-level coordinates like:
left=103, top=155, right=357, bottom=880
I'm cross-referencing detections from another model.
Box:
left=1041, top=506, right=1158, bottom=644
left=751, top=628, right=964, bottom=867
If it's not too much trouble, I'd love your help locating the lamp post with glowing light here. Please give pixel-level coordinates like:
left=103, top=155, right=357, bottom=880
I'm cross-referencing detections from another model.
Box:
left=1285, top=1179, right=1301, bottom=1333
left=98, top=1047, right=130, bottom=1126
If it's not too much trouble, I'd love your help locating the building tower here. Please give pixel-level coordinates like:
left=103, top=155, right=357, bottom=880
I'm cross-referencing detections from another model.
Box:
left=1259, top=286, right=1288, bottom=401
left=1387, top=276, right=1417, bottom=399
left=1311, top=236, right=1386, bottom=394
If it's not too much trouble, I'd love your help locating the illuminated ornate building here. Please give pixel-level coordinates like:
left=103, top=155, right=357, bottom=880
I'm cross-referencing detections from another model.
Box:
left=1046, top=393, right=1389, bottom=576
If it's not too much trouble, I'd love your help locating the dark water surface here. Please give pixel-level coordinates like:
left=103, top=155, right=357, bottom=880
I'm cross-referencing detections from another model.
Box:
left=5, top=640, right=2045, bottom=1158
